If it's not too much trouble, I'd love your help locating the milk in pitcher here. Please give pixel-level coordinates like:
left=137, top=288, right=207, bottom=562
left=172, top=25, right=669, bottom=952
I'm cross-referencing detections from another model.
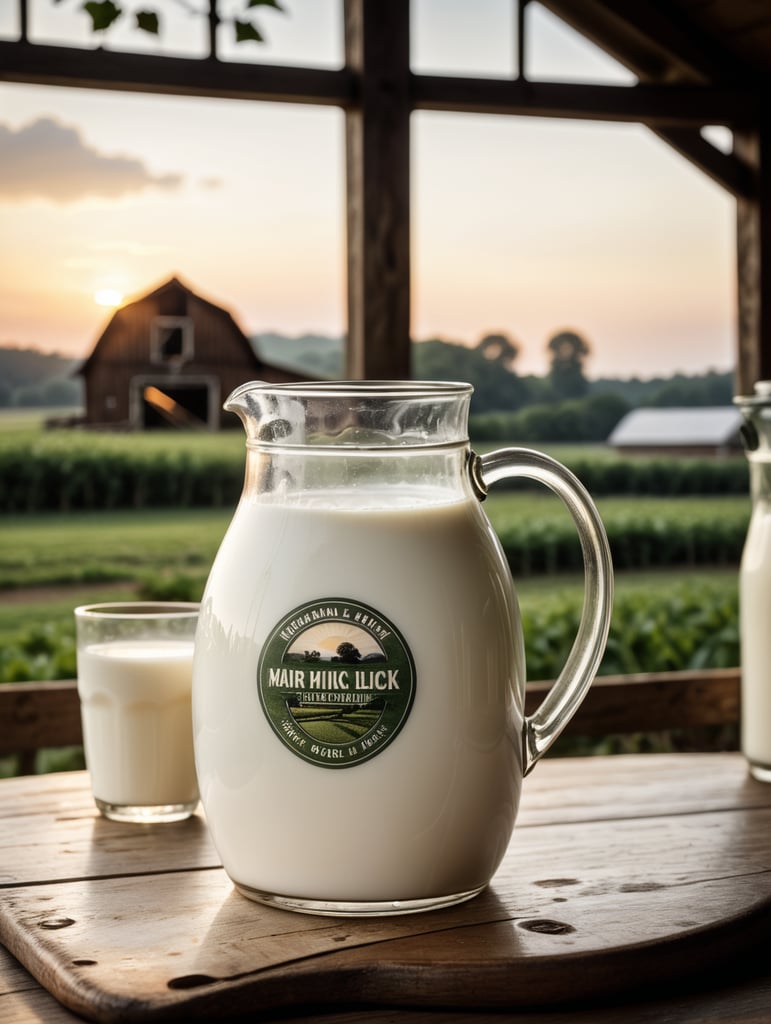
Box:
left=193, top=489, right=524, bottom=907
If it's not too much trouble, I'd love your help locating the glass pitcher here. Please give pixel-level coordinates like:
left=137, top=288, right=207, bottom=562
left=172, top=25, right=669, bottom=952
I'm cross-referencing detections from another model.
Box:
left=735, top=380, right=771, bottom=782
left=192, top=380, right=613, bottom=915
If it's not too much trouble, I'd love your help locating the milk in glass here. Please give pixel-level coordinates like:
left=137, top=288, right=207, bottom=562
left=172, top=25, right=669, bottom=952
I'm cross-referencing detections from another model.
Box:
left=78, top=639, right=199, bottom=810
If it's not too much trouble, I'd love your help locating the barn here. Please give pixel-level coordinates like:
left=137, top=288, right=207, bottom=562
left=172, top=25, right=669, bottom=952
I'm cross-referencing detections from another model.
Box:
left=608, top=407, right=743, bottom=456
left=77, top=276, right=307, bottom=429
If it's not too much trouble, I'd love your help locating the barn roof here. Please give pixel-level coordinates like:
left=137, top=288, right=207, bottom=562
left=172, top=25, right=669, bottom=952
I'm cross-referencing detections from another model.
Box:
left=78, top=275, right=259, bottom=375
left=608, top=407, right=743, bottom=448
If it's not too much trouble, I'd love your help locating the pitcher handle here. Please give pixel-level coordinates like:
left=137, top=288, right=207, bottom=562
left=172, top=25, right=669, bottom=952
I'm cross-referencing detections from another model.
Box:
left=472, top=447, right=614, bottom=776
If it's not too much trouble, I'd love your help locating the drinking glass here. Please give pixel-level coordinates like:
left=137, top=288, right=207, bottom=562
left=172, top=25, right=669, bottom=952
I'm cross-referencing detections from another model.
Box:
left=75, top=602, right=200, bottom=823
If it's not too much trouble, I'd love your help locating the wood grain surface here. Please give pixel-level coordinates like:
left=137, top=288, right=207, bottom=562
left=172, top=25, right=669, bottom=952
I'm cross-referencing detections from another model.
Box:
left=1, top=755, right=770, bottom=1023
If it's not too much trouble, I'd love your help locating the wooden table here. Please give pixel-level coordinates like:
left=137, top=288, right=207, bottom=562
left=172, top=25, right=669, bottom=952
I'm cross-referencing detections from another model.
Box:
left=1, top=753, right=770, bottom=1023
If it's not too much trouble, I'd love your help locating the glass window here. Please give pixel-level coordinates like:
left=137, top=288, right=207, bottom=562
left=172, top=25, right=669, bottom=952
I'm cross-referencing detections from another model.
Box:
left=24, top=0, right=343, bottom=65
left=0, top=85, right=345, bottom=363
left=412, top=0, right=515, bottom=77
left=412, top=111, right=734, bottom=379
left=525, top=3, right=637, bottom=85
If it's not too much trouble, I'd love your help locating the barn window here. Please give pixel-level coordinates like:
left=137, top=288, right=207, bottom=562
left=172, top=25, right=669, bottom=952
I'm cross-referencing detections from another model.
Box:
left=151, top=317, right=194, bottom=366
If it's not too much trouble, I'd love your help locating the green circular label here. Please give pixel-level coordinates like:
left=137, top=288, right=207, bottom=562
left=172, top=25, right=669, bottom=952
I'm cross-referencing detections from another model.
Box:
left=257, top=598, right=416, bottom=769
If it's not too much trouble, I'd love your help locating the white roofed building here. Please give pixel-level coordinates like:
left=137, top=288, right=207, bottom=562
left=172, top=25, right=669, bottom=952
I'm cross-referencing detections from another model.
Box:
left=608, top=408, right=743, bottom=456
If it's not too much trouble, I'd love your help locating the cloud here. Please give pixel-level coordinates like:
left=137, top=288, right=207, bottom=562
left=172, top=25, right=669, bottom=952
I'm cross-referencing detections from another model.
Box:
left=0, top=117, right=184, bottom=202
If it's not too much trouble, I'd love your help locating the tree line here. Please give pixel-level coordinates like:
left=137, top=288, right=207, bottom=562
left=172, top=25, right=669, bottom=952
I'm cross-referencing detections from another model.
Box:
left=0, top=336, right=734, bottom=444
left=412, top=330, right=734, bottom=442
left=0, top=347, right=82, bottom=408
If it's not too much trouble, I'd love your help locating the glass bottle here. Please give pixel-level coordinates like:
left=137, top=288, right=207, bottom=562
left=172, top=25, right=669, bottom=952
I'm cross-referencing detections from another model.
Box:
left=736, top=380, right=771, bottom=781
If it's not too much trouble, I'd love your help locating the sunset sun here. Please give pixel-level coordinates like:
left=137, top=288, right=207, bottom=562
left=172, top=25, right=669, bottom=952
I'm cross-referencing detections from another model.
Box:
left=93, top=288, right=124, bottom=308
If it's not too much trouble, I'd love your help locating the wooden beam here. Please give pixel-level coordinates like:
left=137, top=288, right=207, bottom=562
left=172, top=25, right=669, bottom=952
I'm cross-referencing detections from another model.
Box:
left=525, top=668, right=740, bottom=737
left=344, top=0, right=411, bottom=380
left=735, top=113, right=771, bottom=394
left=539, top=0, right=754, bottom=86
left=0, top=41, right=355, bottom=106
left=412, top=76, right=756, bottom=128
left=652, top=126, right=756, bottom=199
left=0, top=681, right=82, bottom=773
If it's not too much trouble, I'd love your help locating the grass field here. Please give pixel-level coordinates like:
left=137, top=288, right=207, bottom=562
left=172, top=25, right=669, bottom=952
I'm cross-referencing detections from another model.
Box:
left=0, top=507, right=227, bottom=591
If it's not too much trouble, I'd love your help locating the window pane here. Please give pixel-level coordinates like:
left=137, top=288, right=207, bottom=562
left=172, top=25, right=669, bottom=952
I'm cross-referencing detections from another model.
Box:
left=412, top=0, right=514, bottom=77
left=27, top=0, right=207, bottom=55
left=218, top=0, right=343, bottom=68
left=526, top=3, right=636, bottom=85
left=0, top=1, right=20, bottom=40
left=412, top=112, right=734, bottom=379
left=23, top=0, right=343, bottom=66
left=0, top=85, right=345, bottom=362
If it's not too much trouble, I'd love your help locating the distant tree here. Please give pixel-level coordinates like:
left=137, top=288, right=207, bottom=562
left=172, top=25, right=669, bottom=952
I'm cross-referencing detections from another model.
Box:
left=413, top=338, right=532, bottom=413
left=579, top=392, right=630, bottom=438
left=13, top=377, right=82, bottom=408
left=643, top=370, right=735, bottom=407
left=476, top=332, right=519, bottom=372
left=547, top=330, right=591, bottom=400
left=469, top=392, right=629, bottom=444
left=588, top=369, right=734, bottom=406
left=0, top=347, right=79, bottom=390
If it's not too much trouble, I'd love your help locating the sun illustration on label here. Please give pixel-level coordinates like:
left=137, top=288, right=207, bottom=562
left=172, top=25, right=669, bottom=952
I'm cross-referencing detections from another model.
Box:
left=286, top=622, right=384, bottom=662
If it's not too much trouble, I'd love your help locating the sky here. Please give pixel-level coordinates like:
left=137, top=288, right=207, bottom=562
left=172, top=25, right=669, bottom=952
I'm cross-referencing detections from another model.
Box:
left=0, top=0, right=737, bottom=379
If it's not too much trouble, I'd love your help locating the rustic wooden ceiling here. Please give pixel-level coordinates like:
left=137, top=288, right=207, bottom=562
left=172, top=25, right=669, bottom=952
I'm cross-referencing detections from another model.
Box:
left=673, top=0, right=771, bottom=73
left=541, top=0, right=771, bottom=81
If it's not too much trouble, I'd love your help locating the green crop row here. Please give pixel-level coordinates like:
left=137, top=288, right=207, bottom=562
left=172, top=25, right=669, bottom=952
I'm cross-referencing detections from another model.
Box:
left=0, top=446, right=244, bottom=512
left=521, top=579, right=738, bottom=681
left=496, top=508, right=748, bottom=574
left=561, top=455, right=748, bottom=496
left=0, top=423, right=752, bottom=511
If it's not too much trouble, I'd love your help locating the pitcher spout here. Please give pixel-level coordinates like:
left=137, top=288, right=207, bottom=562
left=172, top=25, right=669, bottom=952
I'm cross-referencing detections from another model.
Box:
left=224, top=380, right=267, bottom=423
left=224, top=380, right=303, bottom=445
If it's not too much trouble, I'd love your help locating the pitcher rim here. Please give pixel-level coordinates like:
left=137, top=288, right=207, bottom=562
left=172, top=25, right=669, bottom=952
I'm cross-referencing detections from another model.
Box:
left=74, top=602, right=200, bottom=620
left=227, top=380, right=474, bottom=404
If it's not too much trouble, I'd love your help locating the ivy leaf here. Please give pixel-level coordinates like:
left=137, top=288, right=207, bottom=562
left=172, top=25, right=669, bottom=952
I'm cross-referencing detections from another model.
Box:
left=82, top=0, right=122, bottom=32
left=234, top=19, right=264, bottom=43
left=135, top=10, right=160, bottom=35
left=246, top=0, right=285, bottom=9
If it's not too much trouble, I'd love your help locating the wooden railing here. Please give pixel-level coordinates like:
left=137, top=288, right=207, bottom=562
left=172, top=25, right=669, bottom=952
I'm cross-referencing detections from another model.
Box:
left=0, top=669, right=741, bottom=775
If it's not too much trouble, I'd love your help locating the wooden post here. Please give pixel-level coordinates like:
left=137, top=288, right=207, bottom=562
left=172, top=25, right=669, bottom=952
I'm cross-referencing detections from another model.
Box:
left=735, top=102, right=771, bottom=395
left=344, top=0, right=411, bottom=380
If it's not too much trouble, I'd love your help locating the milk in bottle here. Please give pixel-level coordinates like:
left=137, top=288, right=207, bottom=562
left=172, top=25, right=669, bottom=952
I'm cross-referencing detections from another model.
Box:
left=736, top=381, right=771, bottom=781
